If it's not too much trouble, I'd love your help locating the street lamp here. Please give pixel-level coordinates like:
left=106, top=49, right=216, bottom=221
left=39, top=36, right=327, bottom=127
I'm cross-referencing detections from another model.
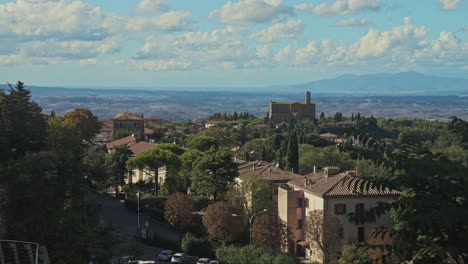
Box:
left=249, top=209, right=268, bottom=245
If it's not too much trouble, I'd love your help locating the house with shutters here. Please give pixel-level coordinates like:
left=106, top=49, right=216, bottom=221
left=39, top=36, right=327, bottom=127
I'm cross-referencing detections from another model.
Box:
left=277, top=167, right=399, bottom=263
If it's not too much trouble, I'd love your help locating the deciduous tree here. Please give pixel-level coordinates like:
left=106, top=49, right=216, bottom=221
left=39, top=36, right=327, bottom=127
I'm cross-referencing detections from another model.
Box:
left=64, top=108, right=100, bottom=142
left=251, top=213, right=287, bottom=253
left=305, top=210, right=342, bottom=264
left=165, top=192, right=193, bottom=232
left=202, top=202, right=243, bottom=244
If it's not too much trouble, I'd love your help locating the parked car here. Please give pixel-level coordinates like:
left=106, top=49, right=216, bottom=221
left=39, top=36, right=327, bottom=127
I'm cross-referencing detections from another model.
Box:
left=209, top=261, right=219, bottom=264
left=137, top=261, right=156, bottom=264
left=196, top=258, right=210, bottom=264
left=118, top=256, right=136, bottom=264
left=158, top=250, right=174, bottom=261
left=171, top=253, right=185, bottom=263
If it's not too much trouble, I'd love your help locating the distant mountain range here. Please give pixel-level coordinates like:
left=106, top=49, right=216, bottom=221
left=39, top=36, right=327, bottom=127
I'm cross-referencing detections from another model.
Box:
left=2, top=71, right=468, bottom=96
left=285, top=71, right=468, bottom=95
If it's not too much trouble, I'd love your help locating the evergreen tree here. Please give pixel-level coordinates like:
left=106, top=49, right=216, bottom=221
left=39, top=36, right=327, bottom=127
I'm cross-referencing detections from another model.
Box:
left=285, top=130, right=299, bottom=173
left=320, top=112, right=325, bottom=121
left=351, top=113, right=354, bottom=121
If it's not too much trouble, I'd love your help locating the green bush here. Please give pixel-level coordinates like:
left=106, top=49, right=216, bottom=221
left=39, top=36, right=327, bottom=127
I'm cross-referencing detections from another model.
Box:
left=337, top=244, right=371, bottom=264
left=216, top=245, right=299, bottom=264
left=181, top=233, right=214, bottom=259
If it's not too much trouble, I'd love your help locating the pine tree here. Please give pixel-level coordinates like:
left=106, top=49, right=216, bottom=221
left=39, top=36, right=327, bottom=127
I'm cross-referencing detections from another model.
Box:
left=320, top=112, right=325, bottom=120
left=286, top=129, right=299, bottom=173
left=351, top=113, right=354, bottom=121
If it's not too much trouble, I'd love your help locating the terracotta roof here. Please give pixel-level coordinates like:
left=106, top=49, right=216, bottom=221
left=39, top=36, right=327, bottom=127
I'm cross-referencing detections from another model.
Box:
left=252, top=124, right=271, bottom=129
left=99, top=120, right=113, bottom=132
left=289, top=171, right=399, bottom=197
left=113, top=112, right=143, bottom=120
left=128, top=142, right=158, bottom=155
left=320, top=133, right=338, bottom=138
left=106, top=135, right=136, bottom=150
left=206, top=120, right=223, bottom=124
left=144, top=127, right=154, bottom=135
left=239, top=161, right=303, bottom=182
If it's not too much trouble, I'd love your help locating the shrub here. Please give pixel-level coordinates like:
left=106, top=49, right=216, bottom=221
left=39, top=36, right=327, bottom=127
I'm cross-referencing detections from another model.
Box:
left=216, top=245, right=299, bottom=264
left=181, top=233, right=214, bottom=258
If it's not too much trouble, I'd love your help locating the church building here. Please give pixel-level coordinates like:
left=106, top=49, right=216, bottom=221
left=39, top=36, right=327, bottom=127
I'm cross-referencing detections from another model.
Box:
left=269, top=91, right=316, bottom=122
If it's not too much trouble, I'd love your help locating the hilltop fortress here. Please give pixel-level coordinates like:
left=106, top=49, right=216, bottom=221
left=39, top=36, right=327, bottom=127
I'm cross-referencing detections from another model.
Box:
left=269, top=91, right=316, bottom=122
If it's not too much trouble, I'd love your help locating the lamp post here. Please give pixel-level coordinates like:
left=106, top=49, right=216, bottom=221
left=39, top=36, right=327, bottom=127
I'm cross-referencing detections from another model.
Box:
left=249, top=209, right=268, bottom=245
left=137, top=191, right=141, bottom=232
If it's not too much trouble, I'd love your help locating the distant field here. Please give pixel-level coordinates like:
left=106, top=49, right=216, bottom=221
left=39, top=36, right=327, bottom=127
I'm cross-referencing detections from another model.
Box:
left=26, top=88, right=468, bottom=120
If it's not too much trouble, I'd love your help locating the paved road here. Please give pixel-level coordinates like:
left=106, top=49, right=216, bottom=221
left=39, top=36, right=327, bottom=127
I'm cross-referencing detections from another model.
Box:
left=85, top=190, right=180, bottom=261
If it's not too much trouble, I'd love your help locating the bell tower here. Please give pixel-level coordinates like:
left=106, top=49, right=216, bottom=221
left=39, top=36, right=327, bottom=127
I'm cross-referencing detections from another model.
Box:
left=305, top=91, right=311, bottom=105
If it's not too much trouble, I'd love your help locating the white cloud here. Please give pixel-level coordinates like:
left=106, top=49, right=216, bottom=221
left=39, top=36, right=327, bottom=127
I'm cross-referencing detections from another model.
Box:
left=79, top=58, right=103, bottom=65
left=135, top=0, right=168, bottom=14
left=129, top=58, right=192, bottom=71
left=0, top=0, right=191, bottom=64
left=349, top=17, right=427, bottom=59
left=124, top=11, right=191, bottom=32
left=250, top=20, right=304, bottom=43
left=439, top=0, right=463, bottom=10
left=295, top=0, right=380, bottom=16
left=131, top=26, right=270, bottom=71
left=333, top=18, right=372, bottom=27
left=462, top=26, right=468, bottom=32
left=209, top=0, right=293, bottom=26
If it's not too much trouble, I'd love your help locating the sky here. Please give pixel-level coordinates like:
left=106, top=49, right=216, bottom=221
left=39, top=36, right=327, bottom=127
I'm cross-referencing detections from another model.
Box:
left=0, top=0, right=467, bottom=88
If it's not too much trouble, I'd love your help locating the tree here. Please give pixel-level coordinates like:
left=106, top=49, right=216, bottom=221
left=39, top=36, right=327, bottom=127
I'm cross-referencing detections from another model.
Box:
left=181, top=233, right=214, bottom=258
left=305, top=210, right=342, bottom=264
left=187, top=135, right=219, bottom=152
left=110, top=145, right=133, bottom=194
left=251, top=213, right=287, bottom=253
left=202, top=202, right=243, bottom=244
left=320, top=112, right=325, bottom=121
left=164, top=192, right=193, bottom=232
left=299, top=145, right=354, bottom=174
left=286, top=130, right=299, bottom=173
left=179, top=149, right=204, bottom=193
left=81, top=147, right=112, bottom=188
left=126, top=147, right=180, bottom=194
left=346, top=141, right=468, bottom=263
left=191, top=148, right=238, bottom=201
left=64, top=108, right=100, bottom=142
left=226, top=175, right=274, bottom=218
left=334, top=112, right=343, bottom=122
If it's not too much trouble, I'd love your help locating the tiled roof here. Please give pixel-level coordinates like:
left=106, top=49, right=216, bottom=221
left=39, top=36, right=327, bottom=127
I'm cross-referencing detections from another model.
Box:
left=113, top=112, right=143, bottom=120
left=289, top=170, right=399, bottom=197
left=252, top=124, right=271, bottom=129
left=320, top=133, right=338, bottom=138
left=128, top=142, right=158, bottom=155
left=106, top=135, right=136, bottom=150
left=239, top=160, right=303, bottom=182
left=144, top=127, right=154, bottom=135
left=99, top=120, right=113, bottom=132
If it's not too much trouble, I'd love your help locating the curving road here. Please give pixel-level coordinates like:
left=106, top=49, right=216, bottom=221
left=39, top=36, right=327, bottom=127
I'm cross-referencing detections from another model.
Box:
left=85, top=190, right=180, bottom=261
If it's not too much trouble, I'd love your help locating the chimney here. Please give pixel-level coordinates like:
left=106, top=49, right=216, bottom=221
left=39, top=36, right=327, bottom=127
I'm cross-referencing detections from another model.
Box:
left=253, top=163, right=256, bottom=171
left=234, top=156, right=237, bottom=162
left=324, top=166, right=340, bottom=178
left=313, top=165, right=317, bottom=174
left=324, top=167, right=329, bottom=179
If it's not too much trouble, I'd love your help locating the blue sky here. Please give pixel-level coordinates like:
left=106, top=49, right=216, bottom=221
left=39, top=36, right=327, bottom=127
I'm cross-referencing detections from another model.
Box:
left=0, top=0, right=467, bottom=88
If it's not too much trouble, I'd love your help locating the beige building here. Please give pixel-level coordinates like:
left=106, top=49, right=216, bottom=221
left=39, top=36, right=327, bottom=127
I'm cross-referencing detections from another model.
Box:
left=269, top=91, right=316, bottom=122
left=278, top=167, right=398, bottom=263
left=113, top=112, right=145, bottom=139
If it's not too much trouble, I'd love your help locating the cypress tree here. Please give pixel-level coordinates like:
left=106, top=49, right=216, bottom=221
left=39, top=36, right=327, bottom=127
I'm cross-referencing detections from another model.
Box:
left=286, top=129, right=299, bottom=173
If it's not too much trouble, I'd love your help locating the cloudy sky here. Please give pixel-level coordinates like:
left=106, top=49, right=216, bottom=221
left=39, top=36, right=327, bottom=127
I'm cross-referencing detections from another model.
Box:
left=0, top=0, right=467, bottom=88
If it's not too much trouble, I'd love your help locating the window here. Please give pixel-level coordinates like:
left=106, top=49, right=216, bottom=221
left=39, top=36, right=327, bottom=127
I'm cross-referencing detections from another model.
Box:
left=335, top=204, right=347, bottom=215
left=304, top=198, right=309, bottom=208
left=338, top=227, right=344, bottom=239
left=357, top=227, right=365, bottom=243
left=298, top=198, right=303, bottom=207
left=356, top=203, right=365, bottom=215
left=297, top=219, right=303, bottom=229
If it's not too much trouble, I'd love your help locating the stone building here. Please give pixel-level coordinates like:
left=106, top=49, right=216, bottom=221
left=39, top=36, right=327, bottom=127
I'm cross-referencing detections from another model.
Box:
left=112, top=112, right=145, bottom=139
left=269, top=91, right=316, bottom=122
